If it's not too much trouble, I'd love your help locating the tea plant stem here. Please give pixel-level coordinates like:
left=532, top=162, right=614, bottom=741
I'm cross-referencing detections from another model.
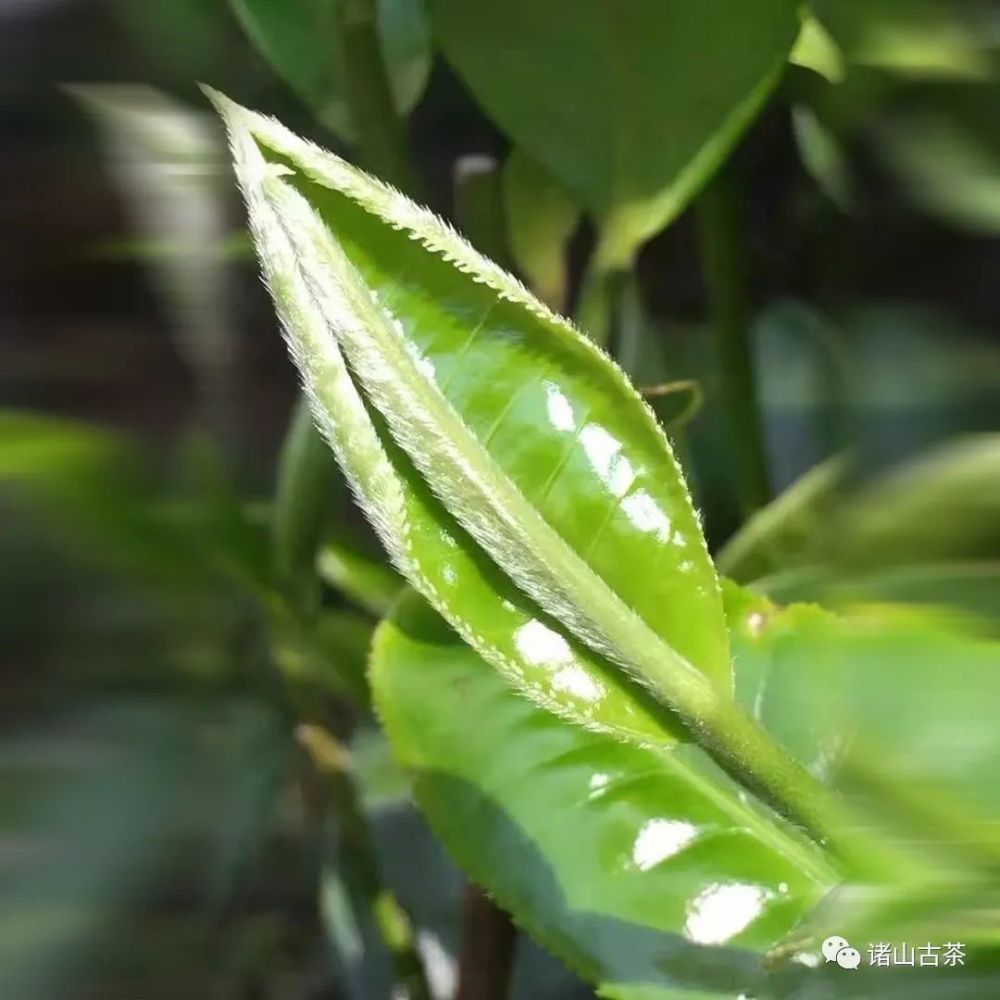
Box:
left=575, top=256, right=628, bottom=348
left=338, top=0, right=418, bottom=195
left=697, top=161, right=770, bottom=516
left=456, top=884, right=517, bottom=1000
left=694, top=694, right=867, bottom=871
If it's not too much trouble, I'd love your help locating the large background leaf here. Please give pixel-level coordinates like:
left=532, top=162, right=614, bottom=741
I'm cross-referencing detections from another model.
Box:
left=428, top=0, right=799, bottom=259
left=372, top=592, right=836, bottom=1000
left=731, top=603, right=1000, bottom=818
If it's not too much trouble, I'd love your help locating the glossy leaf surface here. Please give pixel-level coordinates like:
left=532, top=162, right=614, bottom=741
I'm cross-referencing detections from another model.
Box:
left=211, top=93, right=731, bottom=730
left=230, top=0, right=431, bottom=141
left=372, top=591, right=837, bottom=999
left=428, top=0, right=799, bottom=260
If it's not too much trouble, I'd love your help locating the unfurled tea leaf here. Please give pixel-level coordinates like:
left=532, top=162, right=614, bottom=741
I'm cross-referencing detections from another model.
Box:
left=372, top=591, right=837, bottom=999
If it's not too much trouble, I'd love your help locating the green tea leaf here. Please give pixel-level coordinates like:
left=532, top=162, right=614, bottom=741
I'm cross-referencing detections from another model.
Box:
left=230, top=0, right=431, bottom=140
left=427, top=0, right=799, bottom=262
left=210, top=93, right=731, bottom=738
left=209, top=96, right=688, bottom=749
left=214, top=95, right=850, bottom=852
left=371, top=591, right=837, bottom=999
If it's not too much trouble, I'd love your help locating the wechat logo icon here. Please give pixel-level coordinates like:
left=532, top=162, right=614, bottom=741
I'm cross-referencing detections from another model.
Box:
left=823, top=935, right=861, bottom=970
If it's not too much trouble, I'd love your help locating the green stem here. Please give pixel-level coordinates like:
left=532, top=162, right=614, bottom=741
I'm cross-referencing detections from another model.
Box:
left=694, top=695, right=869, bottom=872
left=338, top=0, right=418, bottom=195
left=575, top=209, right=642, bottom=347
left=575, top=255, right=628, bottom=348
left=697, top=162, right=770, bottom=517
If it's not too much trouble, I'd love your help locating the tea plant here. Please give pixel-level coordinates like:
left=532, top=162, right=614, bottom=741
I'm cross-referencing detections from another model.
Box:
left=203, top=47, right=1000, bottom=994
left=5, top=1, right=999, bottom=996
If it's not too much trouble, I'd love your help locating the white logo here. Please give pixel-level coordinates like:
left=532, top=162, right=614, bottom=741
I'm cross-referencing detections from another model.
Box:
left=822, top=935, right=859, bottom=970
left=821, top=936, right=966, bottom=970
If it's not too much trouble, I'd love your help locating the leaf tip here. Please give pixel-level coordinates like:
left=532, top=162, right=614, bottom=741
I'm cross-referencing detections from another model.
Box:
left=197, top=83, right=230, bottom=115
left=198, top=85, right=261, bottom=141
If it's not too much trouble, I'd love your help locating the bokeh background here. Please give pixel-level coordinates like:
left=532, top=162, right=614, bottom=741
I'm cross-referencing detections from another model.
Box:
left=1, top=1, right=998, bottom=997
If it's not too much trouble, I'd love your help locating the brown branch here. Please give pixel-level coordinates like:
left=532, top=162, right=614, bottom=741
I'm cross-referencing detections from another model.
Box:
left=455, top=883, right=517, bottom=1000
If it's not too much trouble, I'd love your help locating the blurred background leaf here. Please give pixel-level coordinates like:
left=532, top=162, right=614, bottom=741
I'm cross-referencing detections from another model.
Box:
left=229, top=0, right=431, bottom=142
left=428, top=0, right=800, bottom=262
